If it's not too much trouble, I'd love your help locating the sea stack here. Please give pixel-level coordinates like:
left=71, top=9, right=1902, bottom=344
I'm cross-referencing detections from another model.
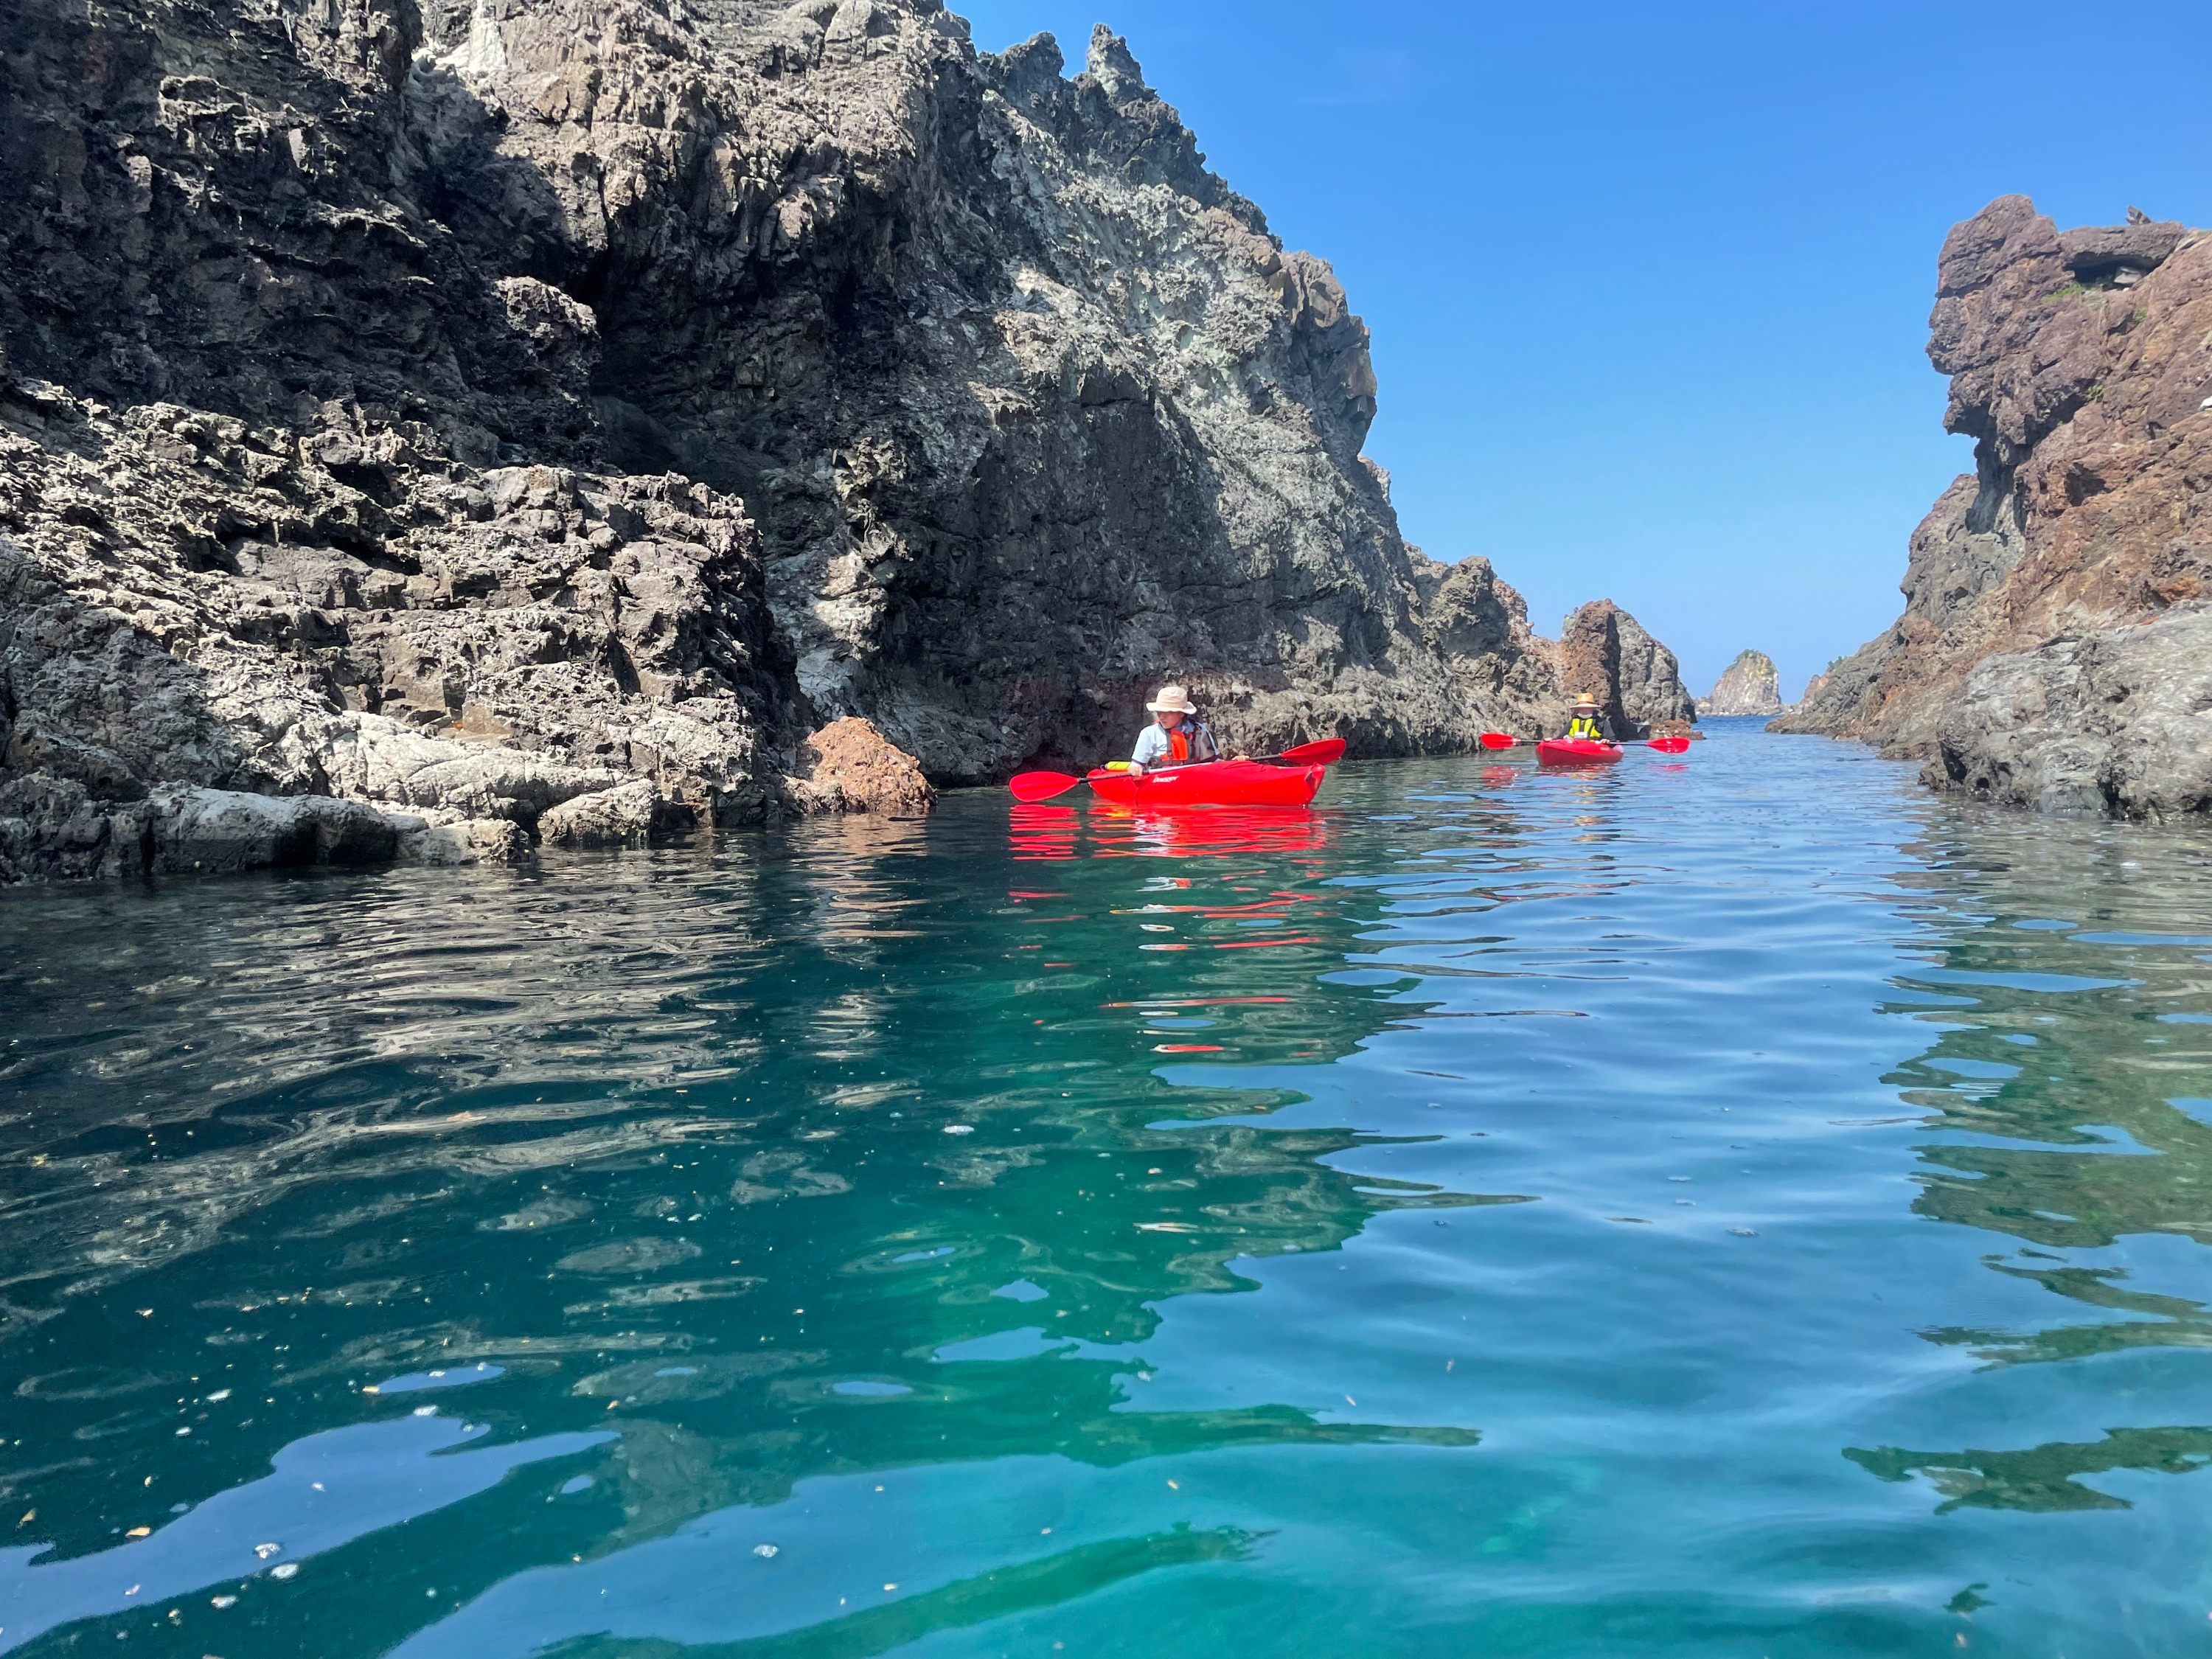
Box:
left=1550, top=600, right=1699, bottom=737
left=1700, top=650, right=1784, bottom=717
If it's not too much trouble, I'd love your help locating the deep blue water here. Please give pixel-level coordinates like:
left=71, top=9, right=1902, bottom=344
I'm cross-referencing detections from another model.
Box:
left=4, top=717, right=2211, bottom=1656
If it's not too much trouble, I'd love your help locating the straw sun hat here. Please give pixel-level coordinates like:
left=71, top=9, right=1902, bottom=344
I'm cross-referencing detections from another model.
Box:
left=1147, top=684, right=1197, bottom=714
left=1573, top=691, right=1601, bottom=708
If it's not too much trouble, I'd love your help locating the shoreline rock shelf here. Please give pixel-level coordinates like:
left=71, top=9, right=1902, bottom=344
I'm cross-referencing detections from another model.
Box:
left=1775, top=197, right=2211, bottom=820
left=0, top=0, right=1691, bottom=881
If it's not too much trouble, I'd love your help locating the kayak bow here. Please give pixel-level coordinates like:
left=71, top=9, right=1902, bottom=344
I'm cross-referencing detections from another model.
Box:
left=1534, top=738, right=1623, bottom=765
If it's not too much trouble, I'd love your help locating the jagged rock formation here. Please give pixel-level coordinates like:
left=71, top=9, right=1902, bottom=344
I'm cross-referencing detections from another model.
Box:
left=0, top=0, right=1681, bottom=880
left=1777, top=198, right=2211, bottom=818
left=1548, top=599, right=1697, bottom=737
left=1795, top=669, right=1831, bottom=708
left=1700, top=649, right=1783, bottom=717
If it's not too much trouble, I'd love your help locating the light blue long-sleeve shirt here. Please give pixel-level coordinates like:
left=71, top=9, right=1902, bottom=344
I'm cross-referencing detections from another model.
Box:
left=1131, top=720, right=1218, bottom=768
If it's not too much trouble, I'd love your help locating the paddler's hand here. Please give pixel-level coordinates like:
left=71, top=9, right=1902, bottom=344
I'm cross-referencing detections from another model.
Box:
left=1232, top=753, right=1248, bottom=762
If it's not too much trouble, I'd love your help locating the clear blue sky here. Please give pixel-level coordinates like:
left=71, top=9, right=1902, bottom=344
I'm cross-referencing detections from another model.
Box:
left=957, top=0, right=2212, bottom=699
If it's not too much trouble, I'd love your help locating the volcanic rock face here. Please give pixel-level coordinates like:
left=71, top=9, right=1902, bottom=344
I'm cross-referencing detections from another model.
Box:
left=1550, top=599, right=1697, bottom=736
left=1776, top=197, right=2212, bottom=818
left=0, top=0, right=1669, bottom=880
left=1701, top=650, right=1782, bottom=717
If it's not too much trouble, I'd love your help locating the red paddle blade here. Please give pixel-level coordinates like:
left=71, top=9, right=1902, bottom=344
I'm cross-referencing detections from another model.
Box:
left=1645, top=736, right=1691, bottom=754
left=1478, top=732, right=1520, bottom=750
left=1008, top=770, right=1080, bottom=803
left=1276, top=737, right=1347, bottom=764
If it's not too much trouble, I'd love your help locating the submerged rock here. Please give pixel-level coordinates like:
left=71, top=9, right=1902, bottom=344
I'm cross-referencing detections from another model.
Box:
left=1701, top=650, right=1784, bottom=717
left=1775, top=196, right=2212, bottom=820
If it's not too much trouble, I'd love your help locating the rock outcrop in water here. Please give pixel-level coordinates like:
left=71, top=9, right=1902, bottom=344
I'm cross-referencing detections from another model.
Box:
left=1775, top=198, right=2212, bottom=818
left=1700, top=649, right=1783, bottom=717
left=1548, top=599, right=1697, bottom=737
left=0, top=0, right=1680, bottom=881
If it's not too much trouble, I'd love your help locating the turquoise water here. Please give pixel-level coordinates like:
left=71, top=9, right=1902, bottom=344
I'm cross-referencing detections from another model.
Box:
left=5, top=718, right=2212, bottom=1656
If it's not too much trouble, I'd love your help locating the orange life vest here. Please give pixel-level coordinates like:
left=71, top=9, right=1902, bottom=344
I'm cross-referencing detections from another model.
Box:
left=1167, top=726, right=1193, bottom=763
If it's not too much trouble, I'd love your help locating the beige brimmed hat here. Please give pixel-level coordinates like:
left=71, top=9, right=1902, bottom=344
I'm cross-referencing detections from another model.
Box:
left=1573, top=691, right=1600, bottom=709
left=1147, top=684, right=1197, bottom=714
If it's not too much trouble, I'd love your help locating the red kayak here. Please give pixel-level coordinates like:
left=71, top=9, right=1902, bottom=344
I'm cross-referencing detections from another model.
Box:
left=1535, top=739, right=1623, bottom=765
left=1084, top=759, right=1327, bottom=807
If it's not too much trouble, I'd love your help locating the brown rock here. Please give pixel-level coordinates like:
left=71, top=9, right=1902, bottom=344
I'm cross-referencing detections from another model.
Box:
left=1551, top=600, right=1698, bottom=737
left=792, top=718, right=935, bottom=817
left=1776, top=195, right=2212, bottom=818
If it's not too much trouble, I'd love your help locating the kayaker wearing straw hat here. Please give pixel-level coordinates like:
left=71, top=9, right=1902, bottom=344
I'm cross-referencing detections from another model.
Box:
left=1565, top=692, right=1616, bottom=743
left=1129, top=684, right=1226, bottom=775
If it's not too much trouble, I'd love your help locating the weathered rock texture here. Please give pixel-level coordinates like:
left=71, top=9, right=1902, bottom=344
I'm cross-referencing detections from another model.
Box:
left=1776, top=197, right=2212, bottom=818
left=1548, top=599, right=1697, bottom=737
left=1701, top=649, right=1783, bottom=717
left=0, top=0, right=1683, bottom=879
left=790, top=715, right=934, bottom=815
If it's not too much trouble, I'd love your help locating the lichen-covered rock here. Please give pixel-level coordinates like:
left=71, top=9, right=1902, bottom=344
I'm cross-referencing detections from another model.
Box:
left=791, top=717, right=936, bottom=817
left=1702, top=650, right=1783, bottom=717
left=1549, top=600, right=1698, bottom=737
left=1775, top=196, right=2212, bottom=817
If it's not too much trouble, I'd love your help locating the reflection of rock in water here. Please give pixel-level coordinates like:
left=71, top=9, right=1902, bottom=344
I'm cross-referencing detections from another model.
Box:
left=1885, top=810, right=2212, bottom=1365
left=0, top=797, right=1491, bottom=1583
left=1848, top=1427, right=2212, bottom=1514
left=1848, top=807, right=2212, bottom=1509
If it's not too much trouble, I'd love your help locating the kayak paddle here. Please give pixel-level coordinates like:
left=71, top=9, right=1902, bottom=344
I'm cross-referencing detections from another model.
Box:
left=1481, top=731, right=1692, bottom=754
left=1006, top=737, right=1349, bottom=804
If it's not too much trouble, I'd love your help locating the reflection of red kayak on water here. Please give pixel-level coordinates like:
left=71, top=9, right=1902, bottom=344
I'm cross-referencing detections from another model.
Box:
left=1082, top=759, right=1328, bottom=808
left=1012, top=801, right=1329, bottom=859
left=1534, top=739, right=1623, bottom=765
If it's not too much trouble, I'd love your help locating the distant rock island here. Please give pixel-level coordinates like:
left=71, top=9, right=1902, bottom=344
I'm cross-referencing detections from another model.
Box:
left=1777, top=198, right=2210, bottom=820
left=1699, top=650, right=1783, bottom=717
left=0, top=0, right=1688, bottom=882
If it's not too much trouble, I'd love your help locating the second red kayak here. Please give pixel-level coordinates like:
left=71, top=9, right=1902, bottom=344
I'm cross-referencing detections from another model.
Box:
left=1535, top=739, right=1624, bottom=765
left=1085, top=759, right=1327, bottom=807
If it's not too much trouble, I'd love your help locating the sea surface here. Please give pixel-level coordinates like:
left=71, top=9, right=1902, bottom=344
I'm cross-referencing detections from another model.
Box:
left=4, top=718, right=2211, bottom=1658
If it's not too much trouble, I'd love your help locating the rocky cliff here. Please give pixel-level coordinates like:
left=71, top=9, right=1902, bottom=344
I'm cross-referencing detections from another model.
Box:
left=1776, top=198, right=2211, bottom=818
left=0, top=0, right=1672, bottom=880
left=1701, top=648, right=1782, bottom=717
